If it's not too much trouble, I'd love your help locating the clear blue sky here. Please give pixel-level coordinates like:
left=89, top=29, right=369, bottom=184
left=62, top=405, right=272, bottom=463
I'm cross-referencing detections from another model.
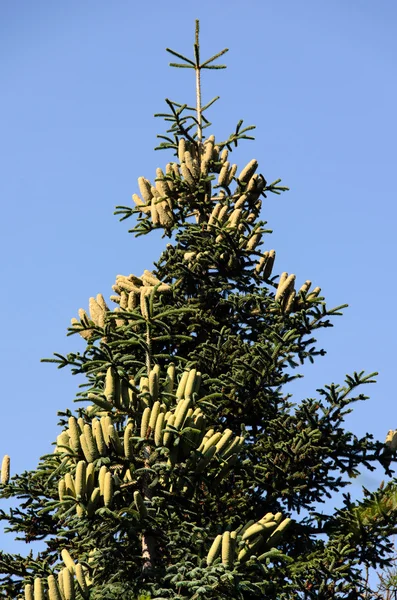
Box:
left=1, top=0, right=396, bottom=554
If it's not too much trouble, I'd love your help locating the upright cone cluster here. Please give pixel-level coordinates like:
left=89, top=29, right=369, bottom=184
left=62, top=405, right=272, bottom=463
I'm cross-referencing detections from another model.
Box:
left=206, top=511, right=291, bottom=568
left=23, top=549, right=90, bottom=600
left=53, top=364, right=246, bottom=526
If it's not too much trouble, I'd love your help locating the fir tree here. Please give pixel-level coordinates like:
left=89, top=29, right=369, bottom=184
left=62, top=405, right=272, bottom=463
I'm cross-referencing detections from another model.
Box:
left=1, top=20, right=397, bottom=600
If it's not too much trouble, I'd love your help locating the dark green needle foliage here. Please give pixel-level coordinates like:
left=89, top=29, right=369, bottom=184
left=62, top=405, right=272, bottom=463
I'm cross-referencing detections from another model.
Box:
left=1, top=21, right=397, bottom=600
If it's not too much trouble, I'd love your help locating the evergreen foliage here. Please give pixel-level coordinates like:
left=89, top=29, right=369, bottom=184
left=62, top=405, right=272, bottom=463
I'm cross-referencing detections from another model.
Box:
left=1, top=21, right=397, bottom=599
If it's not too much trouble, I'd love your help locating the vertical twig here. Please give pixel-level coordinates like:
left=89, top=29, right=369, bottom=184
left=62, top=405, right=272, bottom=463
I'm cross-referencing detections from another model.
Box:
left=194, top=19, right=202, bottom=142
left=365, top=564, right=370, bottom=599
left=141, top=439, right=155, bottom=574
left=142, top=301, right=154, bottom=573
left=146, top=325, right=152, bottom=374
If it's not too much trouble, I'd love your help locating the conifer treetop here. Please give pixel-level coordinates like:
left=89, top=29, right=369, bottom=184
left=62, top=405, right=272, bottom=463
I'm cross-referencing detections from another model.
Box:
left=1, top=20, right=396, bottom=600
left=166, top=19, right=229, bottom=142
left=115, top=20, right=288, bottom=240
